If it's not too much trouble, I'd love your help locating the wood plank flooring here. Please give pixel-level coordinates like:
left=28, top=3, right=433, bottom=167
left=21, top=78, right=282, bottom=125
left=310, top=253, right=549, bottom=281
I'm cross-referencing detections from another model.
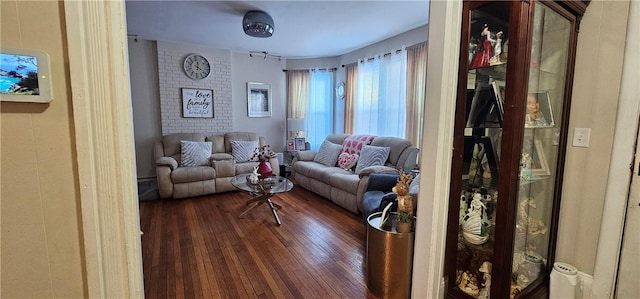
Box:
left=139, top=185, right=378, bottom=298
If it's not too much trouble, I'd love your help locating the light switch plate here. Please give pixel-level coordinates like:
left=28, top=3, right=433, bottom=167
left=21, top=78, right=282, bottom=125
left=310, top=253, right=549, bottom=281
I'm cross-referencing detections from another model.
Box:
left=572, top=128, right=591, bottom=147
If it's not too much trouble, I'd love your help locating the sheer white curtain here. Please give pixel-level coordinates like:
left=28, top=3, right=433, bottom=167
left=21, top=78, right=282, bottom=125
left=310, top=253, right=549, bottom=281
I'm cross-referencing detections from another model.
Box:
left=307, top=70, right=333, bottom=150
left=354, top=49, right=407, bottom=137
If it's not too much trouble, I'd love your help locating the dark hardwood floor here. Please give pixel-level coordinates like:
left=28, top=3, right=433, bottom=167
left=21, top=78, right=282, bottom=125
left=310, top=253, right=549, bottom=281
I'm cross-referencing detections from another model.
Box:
left=139, top=185, right=378, bottom=298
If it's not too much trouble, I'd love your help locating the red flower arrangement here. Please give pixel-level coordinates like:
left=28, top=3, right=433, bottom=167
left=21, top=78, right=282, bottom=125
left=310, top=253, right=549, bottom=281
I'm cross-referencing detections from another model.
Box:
left=251, top=144, right=276, bottom=162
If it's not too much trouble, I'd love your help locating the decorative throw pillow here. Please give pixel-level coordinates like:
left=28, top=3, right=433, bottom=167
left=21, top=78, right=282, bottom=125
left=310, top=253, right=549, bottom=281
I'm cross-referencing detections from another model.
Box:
left=341, top=134, right=376, bottom=155
left=338, top=152, right=359, bottom=170
left=180, top=141, right=212, bottom=167
left=355, top=145, right=390, bottom=174
left=230, top=140, right=259, bottom=162
left=313, top=140, right=342, bottom=167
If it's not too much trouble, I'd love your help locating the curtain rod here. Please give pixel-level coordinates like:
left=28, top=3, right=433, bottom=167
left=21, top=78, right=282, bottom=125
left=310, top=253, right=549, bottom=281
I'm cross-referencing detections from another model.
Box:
left=341, top=41, right=427, bottom=67
left=356, top=48, right=404, bottom=63
left=282, top=67, right=337, bottom=72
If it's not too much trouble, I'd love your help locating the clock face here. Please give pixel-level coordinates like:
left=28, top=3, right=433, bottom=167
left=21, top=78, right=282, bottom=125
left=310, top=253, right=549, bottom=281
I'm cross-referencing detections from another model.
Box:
left=183, top=54, right=211, bottom=80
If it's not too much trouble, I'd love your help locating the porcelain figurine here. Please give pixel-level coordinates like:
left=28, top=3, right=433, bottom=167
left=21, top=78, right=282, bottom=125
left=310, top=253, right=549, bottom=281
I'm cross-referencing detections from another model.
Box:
left=249, top=166, right=260, bottom=184
left=477, top=261, right=492, bottom=299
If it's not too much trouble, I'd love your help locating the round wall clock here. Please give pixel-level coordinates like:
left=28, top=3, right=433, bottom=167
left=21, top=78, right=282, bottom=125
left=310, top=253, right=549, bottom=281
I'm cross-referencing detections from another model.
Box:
left=336, top=82, right=345, bottom=99
left=183, top=54, right=211, bottom=80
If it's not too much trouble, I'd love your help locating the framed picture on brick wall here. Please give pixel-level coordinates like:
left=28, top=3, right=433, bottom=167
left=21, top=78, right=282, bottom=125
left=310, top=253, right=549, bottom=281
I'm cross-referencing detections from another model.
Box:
left=182, top=88, right=213, bottom=118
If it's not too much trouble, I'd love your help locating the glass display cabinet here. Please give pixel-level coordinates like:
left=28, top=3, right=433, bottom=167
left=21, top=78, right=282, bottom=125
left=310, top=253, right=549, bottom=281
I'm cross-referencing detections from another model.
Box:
left=444, top=1, right=589, bottom=298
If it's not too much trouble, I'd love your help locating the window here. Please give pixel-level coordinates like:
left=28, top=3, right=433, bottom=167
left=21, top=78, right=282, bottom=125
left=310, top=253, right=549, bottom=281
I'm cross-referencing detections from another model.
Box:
left=354, top=50, right=407, bottom=137
left=307, top=70, right=333, bottom=150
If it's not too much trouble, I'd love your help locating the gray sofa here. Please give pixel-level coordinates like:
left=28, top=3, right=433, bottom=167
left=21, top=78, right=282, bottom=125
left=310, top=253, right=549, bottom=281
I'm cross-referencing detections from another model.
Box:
left=154, top=132, right=279, bottom=199
left=291, top=134, right=418, bottom=214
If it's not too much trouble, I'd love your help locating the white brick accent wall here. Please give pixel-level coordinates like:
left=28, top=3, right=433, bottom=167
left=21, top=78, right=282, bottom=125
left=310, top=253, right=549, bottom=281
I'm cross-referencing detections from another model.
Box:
left=157, top=41, right=232, bottom=134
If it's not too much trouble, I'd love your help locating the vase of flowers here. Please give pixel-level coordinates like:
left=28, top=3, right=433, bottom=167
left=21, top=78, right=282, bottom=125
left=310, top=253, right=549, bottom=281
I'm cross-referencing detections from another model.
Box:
left=252, top=144, right=276, bottom=178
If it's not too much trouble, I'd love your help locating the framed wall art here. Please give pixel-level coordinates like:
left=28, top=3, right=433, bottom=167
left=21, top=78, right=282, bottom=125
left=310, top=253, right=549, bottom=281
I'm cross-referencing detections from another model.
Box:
left=182, top=88, right=213, bottom=118
left=247, top=82, right=271, bottom=117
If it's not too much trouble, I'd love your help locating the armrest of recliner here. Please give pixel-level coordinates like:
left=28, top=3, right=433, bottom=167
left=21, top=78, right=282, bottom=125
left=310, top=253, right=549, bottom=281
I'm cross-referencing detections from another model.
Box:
left=293, top=151, right=316, bottom=162
left=267, top=157, right=280, bottom=176
left=210, top=153, right=233, bottom=161
left=155, top=157, right=178, bottom=170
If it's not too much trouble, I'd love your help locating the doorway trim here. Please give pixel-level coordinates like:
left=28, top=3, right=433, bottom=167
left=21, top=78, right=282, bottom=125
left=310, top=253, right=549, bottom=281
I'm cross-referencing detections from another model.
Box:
left=65, top=0, right=143, bottom=297
left=591, top=1, right=639, bottom=297
left=411, top=1, right=462, bottom=298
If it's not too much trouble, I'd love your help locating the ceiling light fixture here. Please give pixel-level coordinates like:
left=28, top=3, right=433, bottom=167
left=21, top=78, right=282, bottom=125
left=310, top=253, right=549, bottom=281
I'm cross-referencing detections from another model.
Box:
left=249, top=51, right=282, bottom=61
left=243, top=10, right=274, bottom=38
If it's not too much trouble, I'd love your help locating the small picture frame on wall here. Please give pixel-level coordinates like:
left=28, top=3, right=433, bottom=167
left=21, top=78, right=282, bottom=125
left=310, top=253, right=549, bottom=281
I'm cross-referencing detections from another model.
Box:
left=294, top=138, right=306, bottom=151
left=247, top=82, right=271, bottom=117
left=182, top=88, right=213, bottom=118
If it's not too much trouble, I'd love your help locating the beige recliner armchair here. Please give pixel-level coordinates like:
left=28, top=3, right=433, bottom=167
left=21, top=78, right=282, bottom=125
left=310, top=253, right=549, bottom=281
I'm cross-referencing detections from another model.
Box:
left=154, top=132, right=279, bottom=199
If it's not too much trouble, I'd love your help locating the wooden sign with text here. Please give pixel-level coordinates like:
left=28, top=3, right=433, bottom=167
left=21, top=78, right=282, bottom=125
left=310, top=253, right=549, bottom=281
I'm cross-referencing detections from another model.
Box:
left=182, top=88, right=213, bottom=118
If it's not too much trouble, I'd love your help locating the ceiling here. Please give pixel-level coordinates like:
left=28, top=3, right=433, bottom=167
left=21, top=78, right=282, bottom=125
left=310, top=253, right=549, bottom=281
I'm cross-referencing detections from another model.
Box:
left=125, top=1, right=430, bottom=59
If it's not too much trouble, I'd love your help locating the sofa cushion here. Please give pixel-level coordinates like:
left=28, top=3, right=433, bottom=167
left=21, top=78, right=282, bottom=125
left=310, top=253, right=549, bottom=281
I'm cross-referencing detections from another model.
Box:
left=338, top=152, right=359, bottom=170
left=328, top=172, right=360, bottom=191
left=313, top=140, right=342, bottom=166
left=341, top=134, right=376, bottom=155
left=231, top=140, right=258, bottom=162
left=205, top=135, right=226, bottom=153
left=171, top=166, right=216, bottom=184
left=308, top=163, right=345, bottom=182
left=235, top=161, right=259, bottom=176
left=180, top=141, right=213, bottom=166
left=355, top=145, right=390, bottom=174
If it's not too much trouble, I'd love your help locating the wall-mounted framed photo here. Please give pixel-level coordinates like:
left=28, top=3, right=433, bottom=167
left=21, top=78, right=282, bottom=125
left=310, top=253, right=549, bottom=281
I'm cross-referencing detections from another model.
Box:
left=294, top=138, right=306, bottom=151
left=182, top=88, right=213, bottom=118
left=247, top=82, right=271, bottom=117
left=525, top=91, right=554, bottom=128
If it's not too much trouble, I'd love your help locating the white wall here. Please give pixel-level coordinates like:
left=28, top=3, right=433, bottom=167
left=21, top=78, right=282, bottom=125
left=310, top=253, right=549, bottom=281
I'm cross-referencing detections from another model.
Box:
left=231, top=52, right=288, bottom=152
left=557, top=0, right=630, bottom=275
left=1, top=0, right=85, bottom=296
left=128, top=38, right=161, bottom=178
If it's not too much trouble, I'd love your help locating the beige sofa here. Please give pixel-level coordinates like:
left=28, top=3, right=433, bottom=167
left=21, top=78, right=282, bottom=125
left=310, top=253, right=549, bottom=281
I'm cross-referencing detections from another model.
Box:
left=291, top=134, right=418, bottom=214
left=154, top=132, right=279, bottom=199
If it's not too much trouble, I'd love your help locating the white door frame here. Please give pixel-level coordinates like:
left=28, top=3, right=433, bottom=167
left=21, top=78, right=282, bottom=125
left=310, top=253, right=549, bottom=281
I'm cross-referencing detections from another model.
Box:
left=64, top=1, right=144, bottom=297
left=411, top=1, right=462, bottom=298
left=592, top=1, right=640, bottom=297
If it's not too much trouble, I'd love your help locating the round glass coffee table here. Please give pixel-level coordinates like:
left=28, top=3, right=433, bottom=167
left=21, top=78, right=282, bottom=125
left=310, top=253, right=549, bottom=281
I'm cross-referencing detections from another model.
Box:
left=231, top=174, right=294, bottom=225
